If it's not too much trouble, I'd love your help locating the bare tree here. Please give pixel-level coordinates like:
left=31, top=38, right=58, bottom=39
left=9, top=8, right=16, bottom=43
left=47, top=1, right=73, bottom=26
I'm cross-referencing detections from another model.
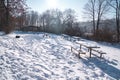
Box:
left=17, top=12, right=26, bottom=29
left=107, top=0, right=120, bottom=42
left=84, top=0, right=96, bottom=35
left=62, top=9, right=77, bottom=34
left=29, top=11, right=39, bottom=26
left=41, top=13, right=46, bottom=31
left=96, top=0, right=110, bottom=31
left=84, top=0, right=110, bottom=36
left=49, top=9, right=63, bottom=34
left=43, top=10, right=52, bottom=32
left=40, top=9, right=63, bottom=33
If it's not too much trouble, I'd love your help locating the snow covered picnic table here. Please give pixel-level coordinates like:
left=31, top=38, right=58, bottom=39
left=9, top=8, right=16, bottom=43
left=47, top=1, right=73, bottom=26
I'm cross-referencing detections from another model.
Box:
left=75, top=42, right=106, bottom=58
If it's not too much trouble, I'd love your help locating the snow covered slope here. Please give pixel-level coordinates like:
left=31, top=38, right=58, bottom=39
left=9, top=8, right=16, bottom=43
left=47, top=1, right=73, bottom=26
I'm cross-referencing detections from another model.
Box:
left=0, top=32, right=120, bottom=80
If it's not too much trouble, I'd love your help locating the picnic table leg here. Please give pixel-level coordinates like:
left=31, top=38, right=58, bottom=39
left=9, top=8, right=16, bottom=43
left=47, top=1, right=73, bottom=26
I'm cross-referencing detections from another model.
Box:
left=100, top=53, right=102, bottom=58
left=80, top=45, right=81, bottom=50
left=71, top=47, right=72, bottom=52
left=89, top=48, right=92, bottom=58
left=78, top=52, right=81, bottom=58
left=88, top=48, right=89, bottom=52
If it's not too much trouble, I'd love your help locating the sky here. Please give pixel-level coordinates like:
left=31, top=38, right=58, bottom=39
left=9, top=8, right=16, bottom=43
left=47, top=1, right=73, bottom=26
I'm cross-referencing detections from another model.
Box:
left=26, top=0, right=88, bottom=21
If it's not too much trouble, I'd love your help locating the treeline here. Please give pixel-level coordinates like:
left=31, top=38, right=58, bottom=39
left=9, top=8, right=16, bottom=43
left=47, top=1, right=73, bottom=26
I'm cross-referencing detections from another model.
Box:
left=84, top=0, right=120, bottom=42
left=16, top=9, right=84, bottom=36
left=0, top=0, right=120, bottom=42
left=16, top=8, right=119, bottom=42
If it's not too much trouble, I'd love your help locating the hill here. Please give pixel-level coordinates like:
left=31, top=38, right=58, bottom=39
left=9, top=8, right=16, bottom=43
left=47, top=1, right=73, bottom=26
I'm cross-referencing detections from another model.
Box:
left=0, top=32, right=120, bottom=80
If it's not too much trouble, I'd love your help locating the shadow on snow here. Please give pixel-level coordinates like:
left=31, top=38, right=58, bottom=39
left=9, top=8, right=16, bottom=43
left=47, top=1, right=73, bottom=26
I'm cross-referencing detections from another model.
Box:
left=81, top=57, right=120, bottom=79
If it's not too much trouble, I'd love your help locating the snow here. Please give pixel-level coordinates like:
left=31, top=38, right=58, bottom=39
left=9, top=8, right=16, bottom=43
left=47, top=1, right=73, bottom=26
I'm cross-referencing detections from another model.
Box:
left=0, top=31, right=120, bottom=80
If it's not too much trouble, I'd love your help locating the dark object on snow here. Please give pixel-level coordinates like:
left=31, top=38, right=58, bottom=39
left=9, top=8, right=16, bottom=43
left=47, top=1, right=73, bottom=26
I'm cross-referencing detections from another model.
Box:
left=16, top=36, right=20, bottom=38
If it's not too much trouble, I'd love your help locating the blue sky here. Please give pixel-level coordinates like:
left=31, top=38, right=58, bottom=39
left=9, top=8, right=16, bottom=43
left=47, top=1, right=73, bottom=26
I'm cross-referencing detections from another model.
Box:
left=26, top=0, right=88, bottom=21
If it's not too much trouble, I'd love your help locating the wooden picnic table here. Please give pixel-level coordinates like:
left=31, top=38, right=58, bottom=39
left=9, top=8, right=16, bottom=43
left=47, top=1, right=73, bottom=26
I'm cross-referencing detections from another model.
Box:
left=75, top=42, right=100, bottom=58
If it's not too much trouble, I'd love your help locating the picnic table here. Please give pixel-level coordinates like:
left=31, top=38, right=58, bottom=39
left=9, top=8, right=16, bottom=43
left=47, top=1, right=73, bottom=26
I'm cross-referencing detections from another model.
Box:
left=75, top=42, right=106, bottom=58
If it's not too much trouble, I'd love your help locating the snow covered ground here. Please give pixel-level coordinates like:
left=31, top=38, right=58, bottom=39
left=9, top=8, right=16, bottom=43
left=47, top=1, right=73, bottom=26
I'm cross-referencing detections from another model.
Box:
left=0, top=32, right=120, bottom=80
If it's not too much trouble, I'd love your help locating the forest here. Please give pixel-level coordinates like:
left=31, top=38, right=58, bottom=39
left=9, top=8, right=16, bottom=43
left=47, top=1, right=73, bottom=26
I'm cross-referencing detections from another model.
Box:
left=0, top=0, right=120, bottom=42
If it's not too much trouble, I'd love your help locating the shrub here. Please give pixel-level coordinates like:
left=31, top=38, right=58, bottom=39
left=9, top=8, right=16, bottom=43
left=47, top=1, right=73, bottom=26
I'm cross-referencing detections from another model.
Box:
left=93, top=27, right=113, bottom=42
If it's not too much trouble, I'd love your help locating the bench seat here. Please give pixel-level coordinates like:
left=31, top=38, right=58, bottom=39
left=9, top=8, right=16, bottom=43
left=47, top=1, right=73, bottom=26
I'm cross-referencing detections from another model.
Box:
left=71, top=46, right=86, bottom=58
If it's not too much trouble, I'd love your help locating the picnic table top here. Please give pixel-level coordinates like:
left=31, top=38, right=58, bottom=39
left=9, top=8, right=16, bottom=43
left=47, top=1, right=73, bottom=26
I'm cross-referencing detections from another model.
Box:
left=75, top=41, right=100, bottom=49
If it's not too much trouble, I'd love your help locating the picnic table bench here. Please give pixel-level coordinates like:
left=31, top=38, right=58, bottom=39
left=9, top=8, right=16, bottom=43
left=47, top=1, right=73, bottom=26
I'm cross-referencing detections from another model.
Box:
left=92, top=49, right=106, bottom=58
left=71, top=46, right=86, bottom=58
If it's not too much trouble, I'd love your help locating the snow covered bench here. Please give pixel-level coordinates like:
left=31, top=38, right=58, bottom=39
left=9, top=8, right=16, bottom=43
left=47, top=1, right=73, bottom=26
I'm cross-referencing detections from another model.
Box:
left=92, top=49, right=106, bottom=58
left=71, top=46, right=86, bottom=58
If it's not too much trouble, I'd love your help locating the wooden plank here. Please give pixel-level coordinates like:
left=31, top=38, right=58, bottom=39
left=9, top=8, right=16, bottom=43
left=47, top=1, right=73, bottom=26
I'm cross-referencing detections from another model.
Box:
left=75, top=42, right=88, bottom=48
left=75, top=42, right=100, bottom=49
left=92, top=49, right=106, bottom=54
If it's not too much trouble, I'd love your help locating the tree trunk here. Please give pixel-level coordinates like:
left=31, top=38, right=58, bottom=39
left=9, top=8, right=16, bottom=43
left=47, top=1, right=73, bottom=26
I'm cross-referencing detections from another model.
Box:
left=5, top=0, right=10, bottom=34
left=96, top=17, right=100, bottom=31
left=116, top=0, right=120, bottom=42
left=92, top=0, right=96, bottom=36
left=116, top=11, right=120, bottom=42
left=93, top=18, right=95, bottom=35
left=93, top=6, right=96, bottom=35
